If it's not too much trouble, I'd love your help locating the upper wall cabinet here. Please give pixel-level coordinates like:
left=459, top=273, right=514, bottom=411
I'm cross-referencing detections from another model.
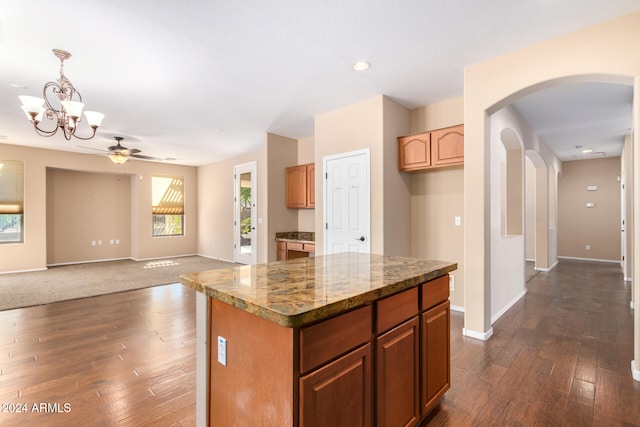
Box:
left=286, top=163, right=315, bottom=209
left=398, top=133, right=431, bottom=171
left=398, top=124, right=463, bottom=172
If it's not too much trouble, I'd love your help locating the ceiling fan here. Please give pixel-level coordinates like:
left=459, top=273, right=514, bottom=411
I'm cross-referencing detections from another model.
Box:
left=81, top=136, right=173, bottom=164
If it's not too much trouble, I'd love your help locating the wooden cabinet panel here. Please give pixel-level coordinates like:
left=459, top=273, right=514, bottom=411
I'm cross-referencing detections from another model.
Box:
left=286, top=163, right=315, bottom=208
left=300, top=305, right=372, bottom=374
left=421, top=275, right=449, bottom=311
left=398, top=125, right=464, bottom=172
left=376, top=317, right=420, bottom=427
left=431, top=125, right=464, bottom=166
left=398, top=133, right=430, bottom=171
left=287, top=242, right=304, bottom=251
left=300, top=343, right=372, bottom=427
left=376, top=286, right=418, bottom=334
left=275, top=239, right=315, bottom=261
left=306, top=163, right=315, bottom=208
left=420, top=301, right=450, bottom=414
left=286, top=165, right=308, bottom=208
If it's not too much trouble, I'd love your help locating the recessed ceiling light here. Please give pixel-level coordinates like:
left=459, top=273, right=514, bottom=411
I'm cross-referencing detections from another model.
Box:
left=352, top=61, right=370, bottom=71
left=582, top=149, right=593, bottom=153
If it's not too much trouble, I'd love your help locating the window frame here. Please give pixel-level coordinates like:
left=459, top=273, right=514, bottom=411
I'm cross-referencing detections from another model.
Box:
left=151, top=175, right=185, bottom=238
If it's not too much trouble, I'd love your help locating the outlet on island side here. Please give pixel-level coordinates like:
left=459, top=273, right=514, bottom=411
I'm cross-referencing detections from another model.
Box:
left=218, top=336, right=227, bottom=366
left=449, top=274, right=455, bottom=292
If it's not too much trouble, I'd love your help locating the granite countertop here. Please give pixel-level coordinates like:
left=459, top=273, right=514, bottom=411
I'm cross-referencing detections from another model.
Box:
left=275, top=231, right=315, bottom=244
left=180, top=253, right=456, bottom=328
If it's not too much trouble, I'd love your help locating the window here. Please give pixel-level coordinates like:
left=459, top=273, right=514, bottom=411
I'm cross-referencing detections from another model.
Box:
left=152, top=175, right=184, bottom=237
left=0, top=160, right=24, bottom=243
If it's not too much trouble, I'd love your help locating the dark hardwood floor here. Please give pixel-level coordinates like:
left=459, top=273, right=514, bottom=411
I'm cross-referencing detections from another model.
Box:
left=0, top=259, right=638, bottom=426
left=0, top=285, right=197, bottom=426
left=424, top=259, right=640, bottom=427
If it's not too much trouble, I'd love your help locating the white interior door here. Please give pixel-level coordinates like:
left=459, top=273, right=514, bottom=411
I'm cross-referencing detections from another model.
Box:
left=234, top=162, right=257, bottom=264
left=324, top=149, right=370, bottom=254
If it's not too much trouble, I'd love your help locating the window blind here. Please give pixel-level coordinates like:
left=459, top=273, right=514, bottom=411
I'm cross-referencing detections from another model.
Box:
left=152, top=175, right=184, bottom=215
left=0, top=160, right=24, bottom=215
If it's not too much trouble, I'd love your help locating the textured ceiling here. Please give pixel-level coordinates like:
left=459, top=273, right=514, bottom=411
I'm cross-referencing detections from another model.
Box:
left=0, top=1, right=638, bottom=165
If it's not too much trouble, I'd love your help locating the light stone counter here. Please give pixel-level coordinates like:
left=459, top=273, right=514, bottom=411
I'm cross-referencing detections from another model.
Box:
left=180, top=252, right=456, bottom=328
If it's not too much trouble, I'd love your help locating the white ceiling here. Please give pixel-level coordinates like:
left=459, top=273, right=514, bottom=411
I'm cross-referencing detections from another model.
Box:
left=0, top=1, right=638, bottom=166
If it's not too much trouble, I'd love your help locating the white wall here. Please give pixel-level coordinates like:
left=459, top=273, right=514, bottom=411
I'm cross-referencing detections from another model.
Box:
left=490, top=107, right=526, bottom=324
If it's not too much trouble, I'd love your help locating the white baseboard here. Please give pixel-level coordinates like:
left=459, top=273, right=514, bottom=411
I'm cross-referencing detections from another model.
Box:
left=557, top=256, right=621, bottom=264
left=0, top=267, right=48, bottom=275
left=491, top=289, right=527, bottom=325
left=197, top=253, right=236, bottom=264
left=535, top=260, right=559, bottom=272
left=632, top=360, right=640, bottom=382
left=130, top=253, right=199, bottom=262
left=47, top=257, right=130, bottom=267
left=463, top=327, right=493, bottom=341
left=450, top=304, right=465, bottom=313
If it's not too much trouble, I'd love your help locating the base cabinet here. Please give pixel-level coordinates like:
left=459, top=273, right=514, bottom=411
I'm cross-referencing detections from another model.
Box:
left=206, top=274, right=451, bottom=427
left=376, top=316, right=420, bottom=427
left=300, top=343, right=372, bottom=427
left=421, top=301, right=451, bottom=412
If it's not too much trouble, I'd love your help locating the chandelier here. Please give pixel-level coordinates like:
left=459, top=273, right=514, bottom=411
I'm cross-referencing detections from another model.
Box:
left=18, top=49, right=104, bottom=140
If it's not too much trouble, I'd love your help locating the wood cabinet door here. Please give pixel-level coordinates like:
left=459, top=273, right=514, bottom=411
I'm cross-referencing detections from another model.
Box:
left=376, top=316, right=420, bottom=427
left=398, top=133, right=431, bottom=171
left=306, top=163, right=315, bottom=208
left=420, top=301, right=450, bottom=414
left=300, top=343, right=372, bottom=427
left=286, top=165, right=307, bottom=208
left=431, top=125, right=464, bottom=166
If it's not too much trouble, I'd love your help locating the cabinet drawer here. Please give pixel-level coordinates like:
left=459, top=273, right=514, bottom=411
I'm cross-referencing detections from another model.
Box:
left=277, top=241, right=287, bottom=250
left=300, top=305, right=372, bottom=374
left=421, top=275, right=449, bottom=311
left=376, top=287, right=418, bottom=334
left=287, top=242, right=304, bottom=251
left=303, top=243, right=315, bottom=252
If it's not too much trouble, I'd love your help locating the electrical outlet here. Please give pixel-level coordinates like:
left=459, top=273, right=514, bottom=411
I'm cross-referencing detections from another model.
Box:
left=586, top=244, right=591, bottom=251
left=217, top=336, right=227, bottom=366
left=91, top=240, right=96, bottom=246
left=97, top=240, right=103, bottom=246
left=454, top=216, right=462, bottom=226
left=115, top=239, right=120, bottom=244
left=449, top=274, right=455, bottom=292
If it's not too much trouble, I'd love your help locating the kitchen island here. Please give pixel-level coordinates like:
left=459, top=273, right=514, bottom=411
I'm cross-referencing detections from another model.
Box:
left=180, top=252, right=456, bottom=427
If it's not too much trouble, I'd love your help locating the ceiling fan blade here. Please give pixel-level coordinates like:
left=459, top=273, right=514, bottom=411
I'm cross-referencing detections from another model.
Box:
left=78, top=145, right=108, bottom=153
left=130, top=153, right=164, bottom=161
left=129, top=148, right=141, bottom=154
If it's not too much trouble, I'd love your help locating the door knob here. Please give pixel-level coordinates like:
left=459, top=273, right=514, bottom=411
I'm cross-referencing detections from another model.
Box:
left=355, top=236, right=365, bottom=242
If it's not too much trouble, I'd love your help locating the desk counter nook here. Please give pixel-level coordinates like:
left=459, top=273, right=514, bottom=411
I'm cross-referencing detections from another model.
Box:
left=180, top=253, right=457, bottom=427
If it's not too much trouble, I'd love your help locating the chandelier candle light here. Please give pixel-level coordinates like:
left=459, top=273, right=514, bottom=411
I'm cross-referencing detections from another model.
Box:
left=19, top=49, right=104, bottom=140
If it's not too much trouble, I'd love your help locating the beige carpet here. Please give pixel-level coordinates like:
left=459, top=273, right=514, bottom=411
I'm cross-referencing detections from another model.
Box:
left=0, top=256, right=236, bottom=311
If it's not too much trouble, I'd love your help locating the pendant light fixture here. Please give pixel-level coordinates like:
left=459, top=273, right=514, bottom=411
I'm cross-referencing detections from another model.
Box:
left=19, top=49, right=105, bottom=140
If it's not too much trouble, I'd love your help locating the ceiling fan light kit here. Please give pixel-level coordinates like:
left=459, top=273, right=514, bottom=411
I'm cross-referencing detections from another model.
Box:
left=18, top=49, right=105, bottom=141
